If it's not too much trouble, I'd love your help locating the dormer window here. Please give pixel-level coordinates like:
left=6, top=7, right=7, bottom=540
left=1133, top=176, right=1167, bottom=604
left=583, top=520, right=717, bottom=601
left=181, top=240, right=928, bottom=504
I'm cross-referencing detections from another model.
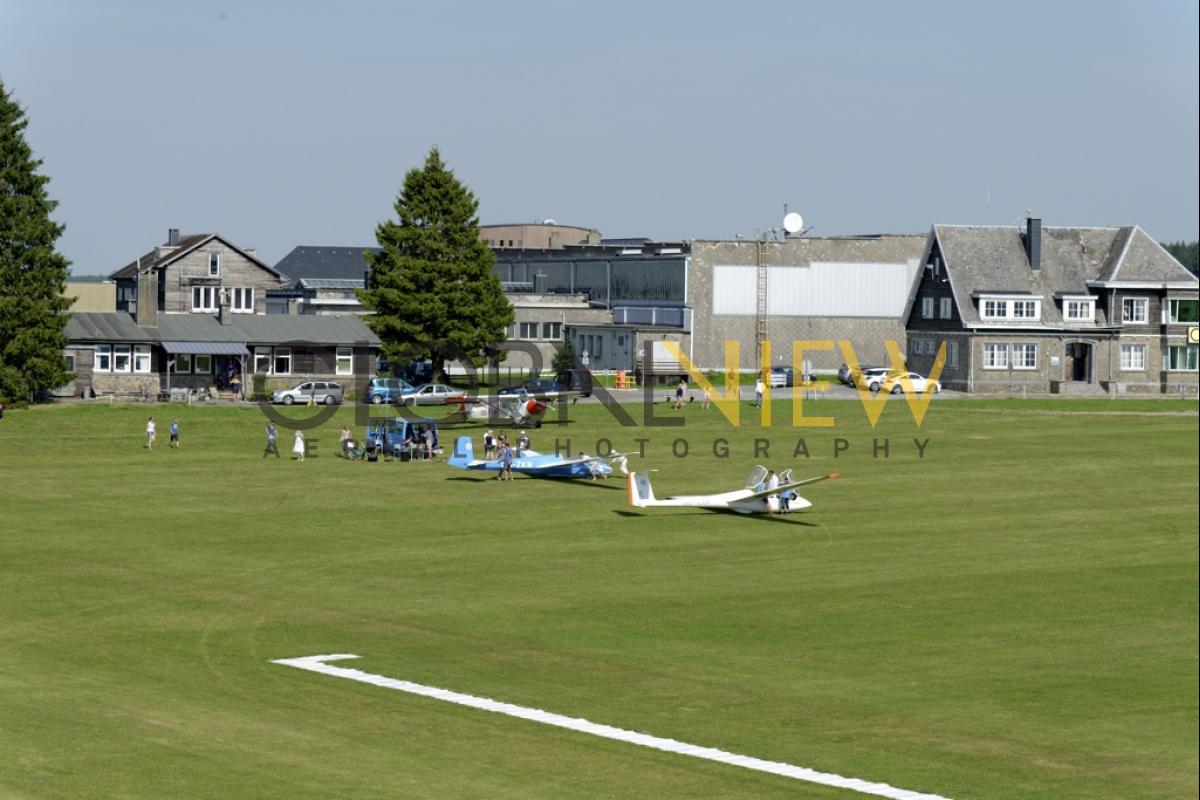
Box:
left=979, top=295, right=1041, bottom=322
left=1063, top=297, right=1095, bottom=322
left=208, top=252, right=221, bottom=276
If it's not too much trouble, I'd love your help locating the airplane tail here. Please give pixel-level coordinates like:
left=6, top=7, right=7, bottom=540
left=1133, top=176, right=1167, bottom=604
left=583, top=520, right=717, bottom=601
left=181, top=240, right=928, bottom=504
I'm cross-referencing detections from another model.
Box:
left=627, top=471, right=657, bottom=507
left=448, top=435, right=474, bottom=469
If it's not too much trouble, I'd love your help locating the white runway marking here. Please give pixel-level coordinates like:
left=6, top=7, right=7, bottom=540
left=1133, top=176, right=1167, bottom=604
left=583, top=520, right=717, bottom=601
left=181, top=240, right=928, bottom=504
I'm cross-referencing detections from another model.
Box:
left=271, top=654, right=953, bottom=800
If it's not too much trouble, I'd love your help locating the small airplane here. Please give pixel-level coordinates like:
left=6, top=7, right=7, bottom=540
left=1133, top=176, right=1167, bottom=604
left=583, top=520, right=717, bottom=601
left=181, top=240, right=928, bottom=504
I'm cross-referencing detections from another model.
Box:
left=627, top=466, right=837, bottom=515
left=445, top=389, right=555, bottom=428
left=448, top=435, right=630, bottom=479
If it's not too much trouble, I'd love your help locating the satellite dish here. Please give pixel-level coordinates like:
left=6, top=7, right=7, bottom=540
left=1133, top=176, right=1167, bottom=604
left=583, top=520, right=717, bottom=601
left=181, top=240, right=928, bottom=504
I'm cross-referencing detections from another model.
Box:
left=783, top=212, right=804, bottom=235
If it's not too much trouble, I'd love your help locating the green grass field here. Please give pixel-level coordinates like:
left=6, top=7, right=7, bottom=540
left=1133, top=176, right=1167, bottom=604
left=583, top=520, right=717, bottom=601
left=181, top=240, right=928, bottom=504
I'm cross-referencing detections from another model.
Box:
left=1, top=397, right=1196, bottom=799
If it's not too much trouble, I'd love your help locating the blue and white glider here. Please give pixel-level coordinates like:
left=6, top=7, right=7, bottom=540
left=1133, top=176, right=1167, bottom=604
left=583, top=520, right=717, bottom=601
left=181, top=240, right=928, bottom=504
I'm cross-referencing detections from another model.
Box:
left=447, top=435, right=629, bottom=479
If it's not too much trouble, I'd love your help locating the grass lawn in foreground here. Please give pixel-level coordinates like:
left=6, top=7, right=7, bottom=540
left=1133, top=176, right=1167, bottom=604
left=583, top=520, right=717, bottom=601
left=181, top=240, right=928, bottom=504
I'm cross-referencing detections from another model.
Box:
left=0, top=398, right=1196, bottom=799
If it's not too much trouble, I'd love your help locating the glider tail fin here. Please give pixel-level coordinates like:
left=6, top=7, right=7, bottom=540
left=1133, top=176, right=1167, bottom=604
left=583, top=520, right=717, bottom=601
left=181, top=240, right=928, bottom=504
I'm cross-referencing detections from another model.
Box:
left=448, top=435, right=474, bottom=469
left=628, top=471, right=657, bottom=507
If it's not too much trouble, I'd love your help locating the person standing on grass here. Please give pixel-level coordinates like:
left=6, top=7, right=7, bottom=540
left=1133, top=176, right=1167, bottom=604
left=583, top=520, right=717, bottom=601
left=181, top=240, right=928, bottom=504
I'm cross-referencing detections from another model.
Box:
left=264, top=422, right=280, bottom=458
left=754, top=377, right=765, bottom=407
left=169, top=418, right=180, bottom=449
left=765, top=469, right=779, bottom=513
left=293, top=429, right=305, bottom=461
left=145, top=417, right=156, bottom=449
left=484, top=429, right=495, bottom=459
left=674, top=378, right=686, bottom=410
left=700, top=383, right=711, bottom=410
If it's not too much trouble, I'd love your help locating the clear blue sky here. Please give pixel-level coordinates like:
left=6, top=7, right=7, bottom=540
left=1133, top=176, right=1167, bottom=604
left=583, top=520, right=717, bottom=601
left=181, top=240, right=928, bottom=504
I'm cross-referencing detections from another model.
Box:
left=2, top=0, right=1197, bottom=274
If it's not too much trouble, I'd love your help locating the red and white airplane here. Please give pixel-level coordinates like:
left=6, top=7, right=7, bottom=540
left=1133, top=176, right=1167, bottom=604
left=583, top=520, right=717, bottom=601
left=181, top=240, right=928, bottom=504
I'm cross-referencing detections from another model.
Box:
left=628, top=466, right=837, bottom=515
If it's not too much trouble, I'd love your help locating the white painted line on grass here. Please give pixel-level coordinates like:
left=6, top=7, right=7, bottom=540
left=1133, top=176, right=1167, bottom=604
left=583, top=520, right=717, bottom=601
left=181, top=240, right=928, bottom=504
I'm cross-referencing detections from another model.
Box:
left=271, top=653, right=953, bottom=800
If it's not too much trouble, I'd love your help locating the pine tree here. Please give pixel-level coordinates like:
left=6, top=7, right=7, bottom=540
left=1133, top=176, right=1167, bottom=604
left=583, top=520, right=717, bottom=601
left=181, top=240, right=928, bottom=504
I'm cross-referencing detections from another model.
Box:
left=0, top=80, right=72, bottom=404
left=360, top=147, right=512, bottom=381
left=552, top=337, right=576, bottom=375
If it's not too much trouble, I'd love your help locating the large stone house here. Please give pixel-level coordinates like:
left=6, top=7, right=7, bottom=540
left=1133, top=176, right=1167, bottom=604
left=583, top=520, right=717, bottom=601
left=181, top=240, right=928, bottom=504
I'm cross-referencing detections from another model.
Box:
left=903, top=218, right=1199, bottom=394
left=111, top=229, right=285, bottom=319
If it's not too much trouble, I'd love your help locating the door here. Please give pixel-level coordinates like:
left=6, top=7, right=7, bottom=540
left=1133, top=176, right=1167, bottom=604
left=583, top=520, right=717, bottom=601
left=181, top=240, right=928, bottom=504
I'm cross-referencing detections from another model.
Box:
left=1066, top=343, right=1090, bottom=382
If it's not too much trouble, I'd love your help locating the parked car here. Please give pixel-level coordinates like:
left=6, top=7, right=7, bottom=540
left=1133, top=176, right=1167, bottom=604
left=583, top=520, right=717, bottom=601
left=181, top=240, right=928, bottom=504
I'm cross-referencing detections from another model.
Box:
left=399, top=383, right=467, bottom=406
left=855, top=367, right=893, bottom=392
left=880, top=371, right=941, bottom=395
left=271, top=381, right=344, bottom=406
left=554, top=368, right=593, bottom=397
left=769, top=366, right=793, bottom=388
left=366, top=376, right=415, bottom=405
left=363, top=416, right=440, bottom=460
left=498, top=378, right=561, bottom=396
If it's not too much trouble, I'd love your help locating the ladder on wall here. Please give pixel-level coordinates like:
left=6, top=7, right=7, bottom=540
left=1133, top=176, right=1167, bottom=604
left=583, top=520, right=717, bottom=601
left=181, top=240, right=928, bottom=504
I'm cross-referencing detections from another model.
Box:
left=755, top=239, right=769, bottom=372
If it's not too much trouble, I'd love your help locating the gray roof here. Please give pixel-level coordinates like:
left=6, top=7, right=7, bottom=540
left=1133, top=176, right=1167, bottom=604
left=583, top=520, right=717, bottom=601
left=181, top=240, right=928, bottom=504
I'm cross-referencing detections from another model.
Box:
left=274, top=246, right=379, bottom=289
left=930, top=224, right=1197, bottom=330
left=110, top=233, right=284, bottom=280
left=66, top=312, right=379, bottom=347
left=67, top=312, right=157, bottom=342
left=298, top=277, right=366, bottom=290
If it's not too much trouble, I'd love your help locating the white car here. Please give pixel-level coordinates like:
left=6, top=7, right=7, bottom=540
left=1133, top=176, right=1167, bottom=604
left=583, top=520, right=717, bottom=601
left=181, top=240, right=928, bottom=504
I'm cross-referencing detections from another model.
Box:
left=855, top=367, right=892, bottom=391
left=399, top=383, right=467, bottom=406
left=880, top=371, right=941, bottom=395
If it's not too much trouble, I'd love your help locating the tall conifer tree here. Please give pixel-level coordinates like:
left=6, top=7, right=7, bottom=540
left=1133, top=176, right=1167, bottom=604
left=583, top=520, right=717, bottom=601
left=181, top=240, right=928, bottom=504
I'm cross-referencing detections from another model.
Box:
left=0, top=80, right=72, bottom=403
left=360, top=147, right=512, bottom=380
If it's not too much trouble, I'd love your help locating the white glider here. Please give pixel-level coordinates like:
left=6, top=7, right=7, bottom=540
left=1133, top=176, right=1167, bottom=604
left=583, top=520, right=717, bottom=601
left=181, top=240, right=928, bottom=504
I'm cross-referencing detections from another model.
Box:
left=627, top=466, right=837, bottom=515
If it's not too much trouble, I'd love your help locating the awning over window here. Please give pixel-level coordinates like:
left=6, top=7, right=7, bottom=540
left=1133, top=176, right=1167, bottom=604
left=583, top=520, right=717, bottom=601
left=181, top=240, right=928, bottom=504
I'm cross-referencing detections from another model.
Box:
left=160, top=341, right=249, bottom=356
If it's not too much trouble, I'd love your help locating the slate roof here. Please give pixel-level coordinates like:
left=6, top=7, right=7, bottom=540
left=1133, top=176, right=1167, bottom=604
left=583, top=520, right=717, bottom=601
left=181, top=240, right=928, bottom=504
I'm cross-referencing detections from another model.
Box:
left=929, top=224, right=1197, bottom=330
left=273, top=246, right=379, bottom=289
left=66, top=312, right=379, bottom=347
left=110, top=233, right=284, bottom=280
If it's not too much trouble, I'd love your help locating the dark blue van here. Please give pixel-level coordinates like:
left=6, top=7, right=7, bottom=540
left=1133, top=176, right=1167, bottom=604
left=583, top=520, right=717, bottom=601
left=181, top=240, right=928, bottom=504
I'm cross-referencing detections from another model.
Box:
left=363, top=416, right=440, bottom=460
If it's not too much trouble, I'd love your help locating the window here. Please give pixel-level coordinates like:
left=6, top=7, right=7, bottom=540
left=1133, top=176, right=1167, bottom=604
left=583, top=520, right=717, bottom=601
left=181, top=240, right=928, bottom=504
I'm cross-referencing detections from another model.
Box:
left=939, top=297, right=953, bottom=319
left=176, top=354, right=193, bottom=373
left=1122, top=297, right=1148, bottom=324
left=542, top=322, right=562, bottom=340
left=1166, top=345, right=1198, bottom=371
left=134, top=345, right=152, bottom=373
left=113, top=345, right=131, bottom=373
left=254, top=347, right=272, bottom=374
left=1012, top=300, right=1038, bottom=319
left=982, top=300, right=1006, bottom=319
left=194, top=354, right=212, bottom=374
left=117, top=286, right=137, bottom=302
left=192, top=286, right=218, bottom=312
left=63, top=354, right=76, bottom=372
left=1064, top=299, right=1094, bottom=321
left=921, top=297, right=934, bottom=319
left=1011, top=343, right=1037, bottom=369
left=94, top=345, right=111, bottom=371
left=208, top=251, right=221, bottom=276
left=1120, top=344, right=1146, bottom=371
left=336, top=347, right=353, bottom=376
left=519, top=322, right=538, bottom=339
left=983, top=343, right=1008, bottom=369
left=231, top=287, right=254, bottom=313
left=1167, top=299, right=1199, bottom=324
left=273, top=347, right=292, bottom=376
left=946, top=341, right=958, bottom=369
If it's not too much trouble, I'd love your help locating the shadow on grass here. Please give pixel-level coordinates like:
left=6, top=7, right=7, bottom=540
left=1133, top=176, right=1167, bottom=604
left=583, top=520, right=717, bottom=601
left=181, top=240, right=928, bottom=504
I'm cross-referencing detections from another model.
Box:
left=610, top=509, right=819, bottom=526
left=443, top=475, right=625, bottom=489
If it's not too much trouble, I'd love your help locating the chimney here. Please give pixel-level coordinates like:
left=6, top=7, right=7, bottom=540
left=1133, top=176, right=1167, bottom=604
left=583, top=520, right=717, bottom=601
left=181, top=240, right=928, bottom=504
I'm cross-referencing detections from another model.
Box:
left=168, top=228, right=180, bottom=246
left=218, top=287, right=232, bottom=325
left=1024, top=216, right=1042, bottom=271
left=136, top=269, right=158, bottom=328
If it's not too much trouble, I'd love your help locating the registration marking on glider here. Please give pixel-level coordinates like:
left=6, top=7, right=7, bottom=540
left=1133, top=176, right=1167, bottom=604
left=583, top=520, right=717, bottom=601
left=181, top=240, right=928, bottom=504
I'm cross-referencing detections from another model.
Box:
left=271, top=654, right=952, bottom=800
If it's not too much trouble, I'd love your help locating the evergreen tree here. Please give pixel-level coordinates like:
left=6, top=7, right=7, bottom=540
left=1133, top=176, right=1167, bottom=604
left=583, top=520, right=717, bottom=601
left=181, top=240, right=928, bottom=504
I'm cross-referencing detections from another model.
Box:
left=0, top=80, right=72, bottom=404
left=1162, top=240, right=1199, bottom=277
left=551, top=337, right=576, bottom=375
left=360, top=147, right=512, bottom=381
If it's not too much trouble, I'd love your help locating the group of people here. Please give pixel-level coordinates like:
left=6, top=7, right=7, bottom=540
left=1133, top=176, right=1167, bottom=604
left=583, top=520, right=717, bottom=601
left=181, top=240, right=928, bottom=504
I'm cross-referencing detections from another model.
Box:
left=334, top=424, right=438, bottom=462
left=484, top=429, right=531, bottom=481
left=259, top=421, right=303, bottom=460
left=758, top=468, right=796, bottom=514
left=144, top=416, right=181, bottom=449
